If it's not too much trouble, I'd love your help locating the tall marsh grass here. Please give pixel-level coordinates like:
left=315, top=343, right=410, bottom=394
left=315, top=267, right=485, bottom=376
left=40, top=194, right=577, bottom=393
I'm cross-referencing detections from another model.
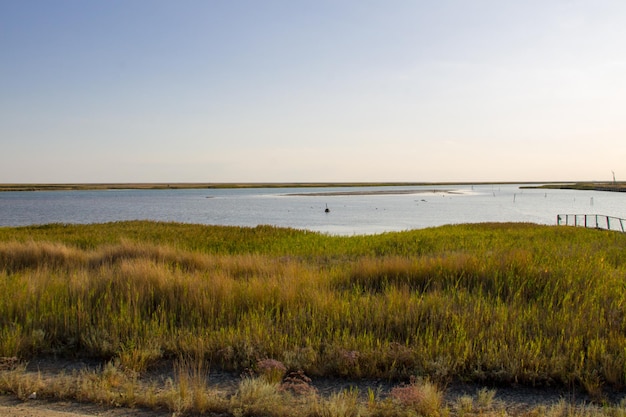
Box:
left=2, top=221, right=626, bottom=396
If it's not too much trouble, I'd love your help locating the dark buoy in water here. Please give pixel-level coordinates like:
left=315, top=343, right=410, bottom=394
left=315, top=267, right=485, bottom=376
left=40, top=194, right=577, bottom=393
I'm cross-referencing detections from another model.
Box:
left=325, top=204, right=330, bottom=213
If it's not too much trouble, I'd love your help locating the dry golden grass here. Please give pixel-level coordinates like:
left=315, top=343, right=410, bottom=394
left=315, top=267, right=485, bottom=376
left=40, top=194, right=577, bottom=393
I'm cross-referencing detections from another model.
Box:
left=2, top=221, right=626, bottom=414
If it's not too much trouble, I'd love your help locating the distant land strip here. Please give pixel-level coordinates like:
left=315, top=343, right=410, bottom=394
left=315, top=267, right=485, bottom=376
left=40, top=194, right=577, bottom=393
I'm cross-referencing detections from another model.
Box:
left=2, top=181, right=623, bottom=193
left=0, top=181, right=535, bottom=192
left=522, top=182, right=626, bottom=192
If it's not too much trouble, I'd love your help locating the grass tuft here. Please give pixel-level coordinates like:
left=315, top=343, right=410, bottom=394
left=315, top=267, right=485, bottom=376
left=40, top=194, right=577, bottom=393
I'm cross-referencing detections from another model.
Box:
left=389, top=378, right=443, bottom=417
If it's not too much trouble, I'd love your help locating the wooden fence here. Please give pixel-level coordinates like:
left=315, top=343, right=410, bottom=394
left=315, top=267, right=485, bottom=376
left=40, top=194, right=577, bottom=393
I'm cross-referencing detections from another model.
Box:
left=557, top=214, right=626, bottom=233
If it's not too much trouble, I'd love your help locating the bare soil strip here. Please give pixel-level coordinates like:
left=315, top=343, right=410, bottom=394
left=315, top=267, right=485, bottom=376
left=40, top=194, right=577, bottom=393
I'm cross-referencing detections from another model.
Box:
left=0, top=396, right=170, bottom=417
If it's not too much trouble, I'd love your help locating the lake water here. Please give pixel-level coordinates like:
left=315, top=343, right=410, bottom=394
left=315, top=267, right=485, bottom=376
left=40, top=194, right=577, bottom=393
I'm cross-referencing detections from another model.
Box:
left=1, top=184, right=625, bottom=235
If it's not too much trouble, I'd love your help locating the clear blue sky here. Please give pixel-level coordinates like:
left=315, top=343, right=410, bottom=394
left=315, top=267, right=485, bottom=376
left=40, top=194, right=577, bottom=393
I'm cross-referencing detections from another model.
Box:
left=2, top=1, right=625, bottom=183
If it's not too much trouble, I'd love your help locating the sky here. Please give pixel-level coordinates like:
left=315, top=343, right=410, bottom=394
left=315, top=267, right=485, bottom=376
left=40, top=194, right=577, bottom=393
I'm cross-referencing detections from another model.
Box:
left=2, top=1, right=626, bottom=183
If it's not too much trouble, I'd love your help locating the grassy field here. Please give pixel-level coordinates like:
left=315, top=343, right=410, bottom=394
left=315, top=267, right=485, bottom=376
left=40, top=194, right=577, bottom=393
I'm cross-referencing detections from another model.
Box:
left=1, top=221, right=626, bottom=415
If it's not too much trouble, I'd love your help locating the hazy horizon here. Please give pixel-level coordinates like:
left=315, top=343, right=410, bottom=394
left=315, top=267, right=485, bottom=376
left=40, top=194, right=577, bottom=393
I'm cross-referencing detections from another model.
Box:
left=0, top=180, right=615, bottom=188
left=2, top=1, right=625, bottom=184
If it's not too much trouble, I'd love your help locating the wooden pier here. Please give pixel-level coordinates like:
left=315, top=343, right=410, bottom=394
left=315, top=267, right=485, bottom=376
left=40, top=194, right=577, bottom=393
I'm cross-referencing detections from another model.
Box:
left=557, top=214, right=626, bottom=233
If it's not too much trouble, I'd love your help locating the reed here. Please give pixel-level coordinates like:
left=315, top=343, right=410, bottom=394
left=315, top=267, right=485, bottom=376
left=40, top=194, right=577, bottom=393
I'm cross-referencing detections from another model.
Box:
left=1, top=220, right=626, bottom=400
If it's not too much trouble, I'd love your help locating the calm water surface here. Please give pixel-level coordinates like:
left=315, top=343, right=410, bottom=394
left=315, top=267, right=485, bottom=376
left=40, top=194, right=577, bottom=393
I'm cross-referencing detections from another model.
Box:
left=1, top=184, right=625, bottom=235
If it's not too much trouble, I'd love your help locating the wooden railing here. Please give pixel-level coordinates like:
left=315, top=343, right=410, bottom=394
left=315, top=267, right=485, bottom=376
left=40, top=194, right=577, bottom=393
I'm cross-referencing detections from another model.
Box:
left=557, top=214, right=626, bottom=233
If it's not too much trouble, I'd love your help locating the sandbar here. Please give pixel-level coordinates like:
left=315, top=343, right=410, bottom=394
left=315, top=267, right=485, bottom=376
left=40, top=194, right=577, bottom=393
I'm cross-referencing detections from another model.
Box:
left=286, top=189, right=460, bottom=196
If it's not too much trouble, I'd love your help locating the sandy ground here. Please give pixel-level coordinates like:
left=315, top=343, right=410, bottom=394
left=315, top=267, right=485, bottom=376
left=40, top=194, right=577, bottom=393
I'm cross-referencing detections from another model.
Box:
left=0, top=383, right=597, bottom=417
left=0, top=396, right=171, bottom=417
left=285, top=188, right=459, bottom=196
left=0, top=386, right=596, bottom=417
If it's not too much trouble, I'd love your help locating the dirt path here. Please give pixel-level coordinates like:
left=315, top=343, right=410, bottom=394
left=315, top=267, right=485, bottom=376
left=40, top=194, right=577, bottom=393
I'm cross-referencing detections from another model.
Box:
left=0, top=396, right=171, bottom=417
left=0, top=387, right=594, bottom=417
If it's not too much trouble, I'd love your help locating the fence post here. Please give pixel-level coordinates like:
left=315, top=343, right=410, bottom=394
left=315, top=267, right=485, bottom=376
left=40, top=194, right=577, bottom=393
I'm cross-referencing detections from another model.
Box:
left=558, top=214, right=625, bottom=233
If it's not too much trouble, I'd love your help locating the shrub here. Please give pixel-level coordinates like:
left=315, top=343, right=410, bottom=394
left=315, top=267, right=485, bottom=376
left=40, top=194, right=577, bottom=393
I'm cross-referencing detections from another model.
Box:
left=256, top=358, right=287, bottom=383
left=390, top=378, right=443, bottom=417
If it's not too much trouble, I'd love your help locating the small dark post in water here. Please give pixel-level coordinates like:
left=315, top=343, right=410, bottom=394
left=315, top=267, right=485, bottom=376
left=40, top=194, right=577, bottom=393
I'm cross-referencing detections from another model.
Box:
left=325, top=204, right=330, bottom=213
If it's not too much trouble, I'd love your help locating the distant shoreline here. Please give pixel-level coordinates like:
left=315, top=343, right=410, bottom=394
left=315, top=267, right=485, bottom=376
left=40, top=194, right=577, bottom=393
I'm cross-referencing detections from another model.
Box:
left=1, top=181, right=624, bottom=193
left=0, top=181, right=553, bottom=192
left=521, top=182, right=626, bottom=193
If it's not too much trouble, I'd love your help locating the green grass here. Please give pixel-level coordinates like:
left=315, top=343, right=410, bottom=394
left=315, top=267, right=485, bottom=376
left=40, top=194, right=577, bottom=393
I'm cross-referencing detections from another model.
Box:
left=1, top=221, right=626, bottom=398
